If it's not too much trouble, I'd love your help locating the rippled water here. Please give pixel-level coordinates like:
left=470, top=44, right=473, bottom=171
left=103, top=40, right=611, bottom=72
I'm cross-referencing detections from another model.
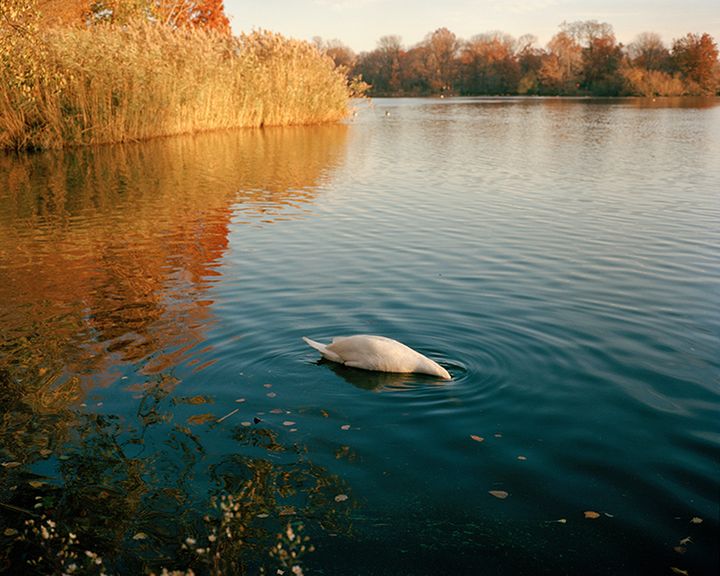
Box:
left=1, top=98, right=719, bottom=575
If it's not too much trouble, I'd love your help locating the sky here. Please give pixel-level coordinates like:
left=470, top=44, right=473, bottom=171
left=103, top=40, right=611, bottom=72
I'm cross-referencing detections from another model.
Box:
left=223, top=0, right=720, bottom=52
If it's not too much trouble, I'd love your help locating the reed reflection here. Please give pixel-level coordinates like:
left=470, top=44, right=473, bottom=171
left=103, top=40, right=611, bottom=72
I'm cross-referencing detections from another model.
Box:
left=0, top=124, right=348, bottom=423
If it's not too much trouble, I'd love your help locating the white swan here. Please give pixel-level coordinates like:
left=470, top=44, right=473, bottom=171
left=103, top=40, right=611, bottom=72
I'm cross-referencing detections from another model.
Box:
left=303, top=335, right=451, bottom=380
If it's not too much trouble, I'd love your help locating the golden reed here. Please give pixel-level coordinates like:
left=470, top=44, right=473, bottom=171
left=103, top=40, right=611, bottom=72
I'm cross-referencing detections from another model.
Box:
left=1, top=14, right=354, bottom=150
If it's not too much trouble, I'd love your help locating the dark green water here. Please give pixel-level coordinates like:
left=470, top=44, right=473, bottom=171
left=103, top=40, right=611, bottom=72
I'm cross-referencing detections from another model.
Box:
left=1, top=97, right=718, bottom=575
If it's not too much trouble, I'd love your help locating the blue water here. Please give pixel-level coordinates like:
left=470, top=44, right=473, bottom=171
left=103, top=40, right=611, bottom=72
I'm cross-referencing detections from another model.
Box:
left=1, top=97, right=718, bottom=575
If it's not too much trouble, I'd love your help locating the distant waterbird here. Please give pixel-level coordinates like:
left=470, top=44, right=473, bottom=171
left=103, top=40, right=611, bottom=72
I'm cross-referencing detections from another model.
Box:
left=303, top=335, right=451, bottom=380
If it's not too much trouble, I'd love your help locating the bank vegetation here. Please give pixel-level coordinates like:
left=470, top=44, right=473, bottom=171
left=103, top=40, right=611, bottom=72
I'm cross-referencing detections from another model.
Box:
left=0, top=0, right=357, bottom=151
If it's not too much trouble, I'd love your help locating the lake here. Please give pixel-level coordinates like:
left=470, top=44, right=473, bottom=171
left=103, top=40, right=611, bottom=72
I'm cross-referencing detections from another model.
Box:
left=1, top=97, right=718, bottom=575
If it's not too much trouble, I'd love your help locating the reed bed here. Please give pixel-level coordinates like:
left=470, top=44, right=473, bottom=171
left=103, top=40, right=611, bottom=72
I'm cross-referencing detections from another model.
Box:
left=0, top=21, right=353, bottom=150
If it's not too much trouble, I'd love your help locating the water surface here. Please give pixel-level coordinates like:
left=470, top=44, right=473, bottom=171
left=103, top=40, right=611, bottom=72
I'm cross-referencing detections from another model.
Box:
left=1, top=98, right=719, bottom=575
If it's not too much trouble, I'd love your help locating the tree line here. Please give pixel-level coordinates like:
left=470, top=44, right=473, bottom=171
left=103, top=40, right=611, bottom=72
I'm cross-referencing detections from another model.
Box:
left=315, top=21, right=719, bottom=97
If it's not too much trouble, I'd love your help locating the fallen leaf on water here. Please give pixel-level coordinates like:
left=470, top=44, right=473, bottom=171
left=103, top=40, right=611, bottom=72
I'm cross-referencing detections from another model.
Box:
left=340, top=425, right=351, bottom=430
left=257, top=513, right=269, bottom=519
left=673, top=546, right=687, bottom=555
left=241, top=421, right=252, bottom=427
left=670, top=567, right=689, bottom=576
left=690, top=517, right=702, bottom=524
left=470, top=435, right=484, bottom=443
left=494, top=433, right=502, bottom=438
left=283, top=421, right=296, bottom=426
left=321, top=409, right=329, bottom=418
left=334, top=494, right=349, bottom=502
left=264, top=384, right=273, bottom=389
left=584, top=511, right=600, bottom=519
left=517, top=455, right=527, bottom=461
left=39, top=449, right=52, bottom=457
left=3, top=528, right=18, bottom=536
left=235, top=398, right=246, bottom=403
left=1, top=462, right=20, bottom=468
left=556, top=518, right=567, bottom=524
left=267, top=392, right=277, bottom=398
left=603, top=512, right=614, bottom=518
left=133, top=532, right=148, bottom=540
left=187, top=413, right=216, bottom=425
left=489, top=490, right=509, bottom=499
left=679, top=537, right=692, bottom=546
left=278, top=506, right=296, bottom=516
left=270, top=408, right=284, bottom=414
left=28, top=480, right=45, bottom=488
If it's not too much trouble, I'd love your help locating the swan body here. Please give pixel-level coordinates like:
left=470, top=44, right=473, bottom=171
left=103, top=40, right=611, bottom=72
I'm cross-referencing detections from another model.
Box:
left=303, top=335, right=451, bottom=380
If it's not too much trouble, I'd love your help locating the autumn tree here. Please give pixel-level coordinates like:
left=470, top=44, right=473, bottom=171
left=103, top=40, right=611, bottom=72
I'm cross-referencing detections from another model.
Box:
left=457, top=32, right=519, bottom=94
left=354, top=35, right=404, bottom=95
left=539, top=30, right=582, bottom=94
left=516, top=34, right=544, bottom=94
left=627, top=32, right=670, bottom=71
left=422, top=27, right=460, bottom=92
left=313, top=37, right=356, bottom=69
left=581, top=31, right=624, bottom=95
left=671, top=32, right=719, bottom=94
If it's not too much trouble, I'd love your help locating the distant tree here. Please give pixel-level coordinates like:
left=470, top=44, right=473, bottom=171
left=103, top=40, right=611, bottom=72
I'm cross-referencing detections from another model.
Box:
left=539, top=30, right=582, bottom=94
left=353, top=35, right=404, bottom=95
left=313, top=37, right=356, bottom=69
left=670, top=32, right=719, bottom=94
left=423, top=27, right=460, bottom=93
left=627, top=32, right=670, bottom=71
left=516, top=34, right=544, bottom=94
left=458, top=32, right=519, bottom=94
left=581, top=31, right=624, bottom=95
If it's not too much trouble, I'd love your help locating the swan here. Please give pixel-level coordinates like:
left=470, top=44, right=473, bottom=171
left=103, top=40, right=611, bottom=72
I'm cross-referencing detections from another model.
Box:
left=303, top=335, right=451, bottom=380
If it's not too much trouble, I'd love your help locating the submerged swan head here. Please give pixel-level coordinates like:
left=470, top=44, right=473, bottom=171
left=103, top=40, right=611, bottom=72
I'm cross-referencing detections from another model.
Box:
left=303, top=334, right=451, bottom=380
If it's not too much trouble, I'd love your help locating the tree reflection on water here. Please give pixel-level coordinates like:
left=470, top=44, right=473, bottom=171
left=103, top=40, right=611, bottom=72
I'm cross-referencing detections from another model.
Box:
left=0, top=125, right=351, bottom=574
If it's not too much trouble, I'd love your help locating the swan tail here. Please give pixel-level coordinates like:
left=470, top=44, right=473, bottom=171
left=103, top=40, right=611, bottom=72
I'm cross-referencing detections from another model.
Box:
left=303, top=337, right=343, bottom=363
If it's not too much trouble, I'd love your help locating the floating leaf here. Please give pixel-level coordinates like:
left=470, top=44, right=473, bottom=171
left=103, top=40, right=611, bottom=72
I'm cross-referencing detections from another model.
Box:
left=494, top=433, right=502, bottom=438
left=670, top=568, right=689, bottom=576
left=489, top=490, right=509, bottom=499
left=39, top=449, right=52, bottom=457
left=283, top=421, right=296, bottom=426
left=673, top=546, right=687, bottom=555
left=690, top=517, right=702, bottom=524
left=133, top=532, right=148, bottom=540
left=3, top=528, right=18, bottom=536
left=278, top=506, right=296, bottom=516
left=267, top=392, right=277, bottom=398
left=340, top=424, right=351, bottom=430
left=256, top=513, right=269, bottom=519
left=235, top=398, right=246, bottom=403
left=270, top=408, right=284, bottom=414
left=241, top=421, right=252, bottom=427
left=187, top=413, right=215, bottom=425
left=470, top=435, right=484, bottom=443
left=28, top=480, right=45, bottom=488
left=679, top=537, right=692, bottom=546
left=1, top=462, right=21, bottom=468
left=263, top=384, right=273, bottom=389
left=334, top=494, right=349, bottom=502
left=584, top=511, right=600, bottom=519
left=556, top=518, right=567, bottom=524
left=321, top=409, right=329, bottom=418
left=517, top=455, right=527, bottom=461
left=604, top=512, right=614, bottom=518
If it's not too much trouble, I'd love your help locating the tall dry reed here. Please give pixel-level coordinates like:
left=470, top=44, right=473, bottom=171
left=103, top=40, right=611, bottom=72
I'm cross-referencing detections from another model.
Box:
left=0, top=18, right=353, bottom=150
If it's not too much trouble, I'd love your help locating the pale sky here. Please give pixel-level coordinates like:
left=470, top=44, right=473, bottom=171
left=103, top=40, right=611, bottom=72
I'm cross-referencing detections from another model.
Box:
left=223, top=0, right=720, bottom=52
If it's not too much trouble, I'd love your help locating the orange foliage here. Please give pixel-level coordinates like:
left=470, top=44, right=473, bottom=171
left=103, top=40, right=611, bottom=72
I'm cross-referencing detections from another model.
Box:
left=37, top=0, right=92, bottom=27
left=156, top=0, right=230, bottom=33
